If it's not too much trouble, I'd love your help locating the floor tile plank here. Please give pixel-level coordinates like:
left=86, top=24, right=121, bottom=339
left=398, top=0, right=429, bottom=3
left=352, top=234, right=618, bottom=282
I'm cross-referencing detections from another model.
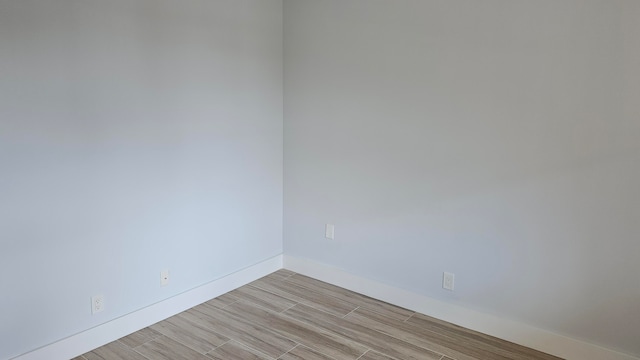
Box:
left=230, top=285, right=298, bottom=313
left=278, top=345, right=335, bottom=360
left=345, top=307, right=497, bottom=360
left=285, top=274, right=414, bottom=321
left=266, top=269, right=296, bottom=281
left=223, top=300, right=368, bottom=360
left=406, top=313, right=561, bottom=360
left=134, top=335, right=211, bottom=360
left=284, top=303, right=442, bottom=360
left=358, top=350, right=397, bottom=360
left=206, top=340, right=273, bottom=360
left=150, top=312, right=229, bottom=354
left=188, top=305, right=297, bottom=358
left=202, top=293, right=239, bottom=309
left=83, top=341, right=148, bottom=360
left=250, top=277, right=357, bottom=317
left=119, top=327, right=162, bottom=348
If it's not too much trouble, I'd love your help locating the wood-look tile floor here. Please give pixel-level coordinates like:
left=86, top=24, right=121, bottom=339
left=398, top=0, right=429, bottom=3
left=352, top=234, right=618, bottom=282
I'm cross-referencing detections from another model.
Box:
left=74, top=270, right=562, bottom=360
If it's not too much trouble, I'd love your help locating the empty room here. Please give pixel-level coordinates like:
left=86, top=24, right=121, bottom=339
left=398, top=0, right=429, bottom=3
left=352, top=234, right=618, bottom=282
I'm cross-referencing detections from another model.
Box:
left=1, top=1, right=638, bottom=359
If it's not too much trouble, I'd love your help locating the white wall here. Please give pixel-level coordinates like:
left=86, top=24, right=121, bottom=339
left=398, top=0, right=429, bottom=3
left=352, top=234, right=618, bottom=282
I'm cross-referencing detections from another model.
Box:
left=284, top=0, right=640, bottom=357
left=0, top=1, right=283, bottom=359
left=3, top=0, right=639, bottom=358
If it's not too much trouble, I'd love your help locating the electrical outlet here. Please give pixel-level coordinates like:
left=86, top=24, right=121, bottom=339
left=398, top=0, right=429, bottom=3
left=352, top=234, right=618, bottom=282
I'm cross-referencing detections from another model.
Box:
left=161, top=269, right=169, bottom=286
left=91, top=295, right=104, bottom=314
left=325, top=224, right=335, bottom=240
left=443, top=272, right=455, bottom=291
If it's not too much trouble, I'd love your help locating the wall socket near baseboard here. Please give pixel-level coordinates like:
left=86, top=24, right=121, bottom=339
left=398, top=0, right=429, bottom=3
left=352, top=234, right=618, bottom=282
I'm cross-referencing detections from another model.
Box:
left=443, top=272, right=455, bottom=291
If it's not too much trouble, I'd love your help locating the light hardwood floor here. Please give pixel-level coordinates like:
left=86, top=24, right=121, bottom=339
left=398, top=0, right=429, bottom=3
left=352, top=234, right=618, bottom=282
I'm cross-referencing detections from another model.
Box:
left=74, top=270, right=562, bottom=360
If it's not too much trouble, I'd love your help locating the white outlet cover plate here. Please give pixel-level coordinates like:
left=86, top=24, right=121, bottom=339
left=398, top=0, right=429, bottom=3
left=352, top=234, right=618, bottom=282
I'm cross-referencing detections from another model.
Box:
left=443, top=272, right=455, bottom=291
left=91, top=295, right=104, bottom=314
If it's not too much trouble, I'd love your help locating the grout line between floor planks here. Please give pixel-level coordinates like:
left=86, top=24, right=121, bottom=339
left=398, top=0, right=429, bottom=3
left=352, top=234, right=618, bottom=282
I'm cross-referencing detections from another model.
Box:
left=404, top=312, right=415, bottom=323
left=217, top=298, right=240, bottom=310
left=131, top=344, right=152, bottom=360
left=354, top=349, right=369, bottom=359
left=152, top=322, right=219, bottom=356
left=279, top=301, right=301, bottom=314
left=342, top=306, right=360, bottom=319
left=226, top=339, right=279, bottom=360
left=276, top=343, right=337, bottom=360
left=275, top=343, right=299, bottom=359
left=212, top=338, right=232, bottom=350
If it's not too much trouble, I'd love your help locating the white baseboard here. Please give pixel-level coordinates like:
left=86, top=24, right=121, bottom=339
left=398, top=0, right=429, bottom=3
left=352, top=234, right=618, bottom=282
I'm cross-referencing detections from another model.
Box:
left=15, top=254, right=637, bottom=360
left=283, top=255, right=639, bottom=360
left=12, top=255, right=283, bottom=360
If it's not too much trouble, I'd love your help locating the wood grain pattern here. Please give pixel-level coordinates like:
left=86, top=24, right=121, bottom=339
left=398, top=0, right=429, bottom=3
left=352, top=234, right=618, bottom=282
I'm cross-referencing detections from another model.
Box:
left=229, top=285, right=297, bottom=313
left=283, top=303, right=442, bottom=360
left=286, top=274, right=415, bottom=321
left=188, top=306, right=296, bottom=358
left=83, top=341, right=148, bottom=360
left=200, top=293, right=239, bottom=309
left=223, top=300, right=368, bottom=360
left=119, top=327, right=162, bottom=348
left=250, top=276, right=358, bottom=317
left=133, top=336, right=210, bottom=360
left=345, top=307, right=498, bottom=360
left=266, top=269, right=296, bottom=281
left=79, top=271, right=563, bottom=360
left=206, top=340, right=271, bottom=360
left=406, top=312, right=561, bottom=360
left=359, top=350, right=398, bottom=360
left=278, top=345, right=335, bottom=360
left=149, top=312, right=229, bottom=354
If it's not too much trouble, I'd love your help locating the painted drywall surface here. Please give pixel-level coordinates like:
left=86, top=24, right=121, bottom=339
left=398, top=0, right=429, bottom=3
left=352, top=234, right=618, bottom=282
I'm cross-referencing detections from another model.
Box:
left=0, top=1, right=282, bottom=358
left=283, top=0, right=640, bottom=356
